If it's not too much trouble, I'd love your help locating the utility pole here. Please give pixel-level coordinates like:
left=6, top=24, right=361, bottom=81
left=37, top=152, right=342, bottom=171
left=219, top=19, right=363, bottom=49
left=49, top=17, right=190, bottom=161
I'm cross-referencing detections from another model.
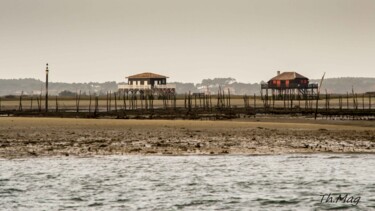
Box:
left=45, top=63, right=49, bottom=112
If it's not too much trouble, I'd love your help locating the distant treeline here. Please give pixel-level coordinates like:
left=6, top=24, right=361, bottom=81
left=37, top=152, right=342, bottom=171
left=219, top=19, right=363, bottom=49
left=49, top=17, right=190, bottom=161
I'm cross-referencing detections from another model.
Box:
left=0, top=77, right=374, bottom=96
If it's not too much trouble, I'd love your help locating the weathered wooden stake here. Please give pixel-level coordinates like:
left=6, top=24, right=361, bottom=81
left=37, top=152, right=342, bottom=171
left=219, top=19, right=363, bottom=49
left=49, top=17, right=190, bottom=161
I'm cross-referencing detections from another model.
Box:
left=19, top=91, right=23, bottom=111
left=228, top=88, right=231, bottom=109
left=55, top=96, right=58, bottom=112
left=45, top=63, right=49, bottom=112
left=30, top=96, right=33, bottom=110
left=89, top=94, right=92, bottom=113
left=369, top=94, right=372, bottom=110
left=106, top=92, right=109, bottom=112
left=94, top=96, right=99, bottom=115
left=114, top=92, right=118, bottom=112
left=37, top=96, right=41, bottom=112
left=254, top=93, right=256, bottom=111
left=347, top=92, right=349, bottom=109
left=362, top=94, right=365, bottom=110
left=76, top=90, right=81, bottom=113
left=109, top=91, right=112, bottom=111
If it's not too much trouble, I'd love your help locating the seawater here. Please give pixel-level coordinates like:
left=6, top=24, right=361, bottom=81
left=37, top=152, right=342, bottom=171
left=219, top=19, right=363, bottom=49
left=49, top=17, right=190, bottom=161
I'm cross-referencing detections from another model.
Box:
left=1, top=154, right=375, bottom=210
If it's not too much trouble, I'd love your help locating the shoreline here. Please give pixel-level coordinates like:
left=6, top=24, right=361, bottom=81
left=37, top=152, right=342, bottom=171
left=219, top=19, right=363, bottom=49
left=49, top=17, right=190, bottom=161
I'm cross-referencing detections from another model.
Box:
left=1, top=117, right=374, bottom=159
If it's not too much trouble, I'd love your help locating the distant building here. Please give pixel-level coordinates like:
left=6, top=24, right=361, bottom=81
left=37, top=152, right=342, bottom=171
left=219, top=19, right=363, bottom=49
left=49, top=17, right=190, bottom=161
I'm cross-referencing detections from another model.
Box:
left=118, top=72, right=176, bottom=94
left=261, top=71, right=318, bottom=99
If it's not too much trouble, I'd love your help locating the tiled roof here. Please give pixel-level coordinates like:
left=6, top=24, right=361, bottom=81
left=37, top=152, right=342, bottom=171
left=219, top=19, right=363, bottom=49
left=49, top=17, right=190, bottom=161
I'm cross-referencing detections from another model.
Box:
left=270, top=72, right=308, bottom=81
left=126, top=72, right=168, bottom=79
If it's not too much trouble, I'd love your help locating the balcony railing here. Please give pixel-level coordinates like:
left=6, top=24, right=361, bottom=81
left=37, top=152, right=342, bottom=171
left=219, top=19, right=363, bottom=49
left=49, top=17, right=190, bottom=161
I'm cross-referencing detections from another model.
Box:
left=118, top=84, right=176, bottom=90
left=261, top=83, right=318, bottom=89
left=154, top=84, right=176, bottom=89
left=118, top=84, right=152, bottom=89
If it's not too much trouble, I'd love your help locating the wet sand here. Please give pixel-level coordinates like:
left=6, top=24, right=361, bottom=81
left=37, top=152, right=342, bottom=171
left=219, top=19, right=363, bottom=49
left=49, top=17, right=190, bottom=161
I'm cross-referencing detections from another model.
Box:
left=0, top=117, right=374, bottom=158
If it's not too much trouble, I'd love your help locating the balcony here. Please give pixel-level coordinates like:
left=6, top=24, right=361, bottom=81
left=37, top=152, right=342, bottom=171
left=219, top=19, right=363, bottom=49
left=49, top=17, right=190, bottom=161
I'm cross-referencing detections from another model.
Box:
left=154, top=84, right=176, bottom=89
left=261, top=83, right=318, bottom=89
left=118, top=84, right=176, bottom=90
left=118, top=84, right=152, bottom=90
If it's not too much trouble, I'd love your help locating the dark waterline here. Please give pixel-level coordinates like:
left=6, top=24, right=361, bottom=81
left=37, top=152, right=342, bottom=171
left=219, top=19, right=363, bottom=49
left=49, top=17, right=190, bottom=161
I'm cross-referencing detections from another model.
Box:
left=1, top=154, right=375, bottom=210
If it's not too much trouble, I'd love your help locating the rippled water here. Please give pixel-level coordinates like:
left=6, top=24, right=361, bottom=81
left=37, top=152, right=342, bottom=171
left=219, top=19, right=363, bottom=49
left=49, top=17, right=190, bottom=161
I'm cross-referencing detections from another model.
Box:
left=1, top=154, right=375, bottom=210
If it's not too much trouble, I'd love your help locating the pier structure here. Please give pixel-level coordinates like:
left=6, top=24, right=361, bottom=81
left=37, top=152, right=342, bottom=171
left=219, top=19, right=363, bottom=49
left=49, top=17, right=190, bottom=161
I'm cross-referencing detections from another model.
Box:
left=261, top=71, right=318, bottom=101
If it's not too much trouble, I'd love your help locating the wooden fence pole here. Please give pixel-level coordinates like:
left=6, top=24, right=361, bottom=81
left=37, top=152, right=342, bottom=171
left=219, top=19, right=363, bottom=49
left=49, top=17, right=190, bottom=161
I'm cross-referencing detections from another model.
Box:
left=89, top=94, right=92, bottom=113
left=346, top=92, right=349, bottom=109
left=114, top=92, right=118, bottom=112
left=19, top=91, right=23, bottom=111
left=362, top=94, right=365, bottom=110
left=30, top=96, right=33, bottom=111
left=369, top=94, right=372, bottom=110
left=76, top=90, right=81, bottom=113
left=55, top=96, right=58, bottom=112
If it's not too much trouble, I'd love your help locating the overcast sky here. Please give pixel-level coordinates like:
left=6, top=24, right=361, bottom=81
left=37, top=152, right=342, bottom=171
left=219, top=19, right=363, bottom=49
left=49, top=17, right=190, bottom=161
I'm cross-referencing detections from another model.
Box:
left=1, top=0, right=374, bottom=83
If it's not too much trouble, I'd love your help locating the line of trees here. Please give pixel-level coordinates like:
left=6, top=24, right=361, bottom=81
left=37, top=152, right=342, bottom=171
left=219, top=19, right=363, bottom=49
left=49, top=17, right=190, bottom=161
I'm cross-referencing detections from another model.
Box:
left=0, top=77, right=374, bottom=96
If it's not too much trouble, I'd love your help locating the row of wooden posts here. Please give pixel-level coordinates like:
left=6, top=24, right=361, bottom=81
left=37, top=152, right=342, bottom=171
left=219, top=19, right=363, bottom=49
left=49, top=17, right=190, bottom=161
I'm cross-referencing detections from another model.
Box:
left=1, top=90, right=373, bottom=116
left=260, top=90, right=373, bottom=111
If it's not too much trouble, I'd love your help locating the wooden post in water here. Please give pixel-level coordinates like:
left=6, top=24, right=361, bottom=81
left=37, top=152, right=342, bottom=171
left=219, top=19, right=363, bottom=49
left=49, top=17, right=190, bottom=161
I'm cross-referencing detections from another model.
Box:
left=109, top=91, right=112, bottom=111
left=209, top=94, right=212, bottom=112
left=123, top=92, right=126, bottom=110
left=106, top=92, right=109, bottom=112
left=89, top=93, right=92, bottom=113
left=45, top=63, right=49, bottom=112
left=369, top=94, right=372, bottom=110
left=325, top=90, right=328, bottom=111
left=188, top=91, right=191, bottom=111
left=346, top=92, right=349, bottom=109
left=362, top=94, right=365, bottom=110
left=290, top=90, right=293, bottom=111
left=283, top=90, right=286, bottom=110
left=19, top=91, right=23, bottom=111
left=228, top=88, right=231, bottom=109
left=37, top=96, right=41, bottom=112
left=184, top=93, right=187, bottom=109
left=194, top=94, right=197, bottom=109
left=30, top=96, right=33, bottom=111
left=55, top=96, right=58, bottom=112
left=355, top=93, right=358, bottom=110
left=253, top=94, right=256, bottom=115
left=94, top=96, right=99, bottom=115
left=352, top=87, right=357, bottom=110
left=114, top=92, right=118, bottom=112
left=298, top=94, right=300, bottom=110
left=76, top=90, right=81, bottom=113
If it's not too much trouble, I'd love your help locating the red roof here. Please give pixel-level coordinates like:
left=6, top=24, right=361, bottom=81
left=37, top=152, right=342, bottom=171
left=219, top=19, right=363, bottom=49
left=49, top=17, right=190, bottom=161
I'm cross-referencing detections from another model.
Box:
left=270, top=72, right=308, bottom=81
left=126, top=72, right=168, bottom=79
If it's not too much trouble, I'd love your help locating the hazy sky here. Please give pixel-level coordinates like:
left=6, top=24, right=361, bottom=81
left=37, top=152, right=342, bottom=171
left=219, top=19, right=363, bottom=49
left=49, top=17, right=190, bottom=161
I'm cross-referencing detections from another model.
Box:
left=1, top=0, right=374, bottom=83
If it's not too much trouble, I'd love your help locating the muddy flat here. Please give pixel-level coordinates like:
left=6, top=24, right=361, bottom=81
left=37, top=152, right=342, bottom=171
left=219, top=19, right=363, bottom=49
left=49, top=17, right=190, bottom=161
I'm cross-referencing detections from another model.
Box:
left=0, top=117, right=374, bottom=158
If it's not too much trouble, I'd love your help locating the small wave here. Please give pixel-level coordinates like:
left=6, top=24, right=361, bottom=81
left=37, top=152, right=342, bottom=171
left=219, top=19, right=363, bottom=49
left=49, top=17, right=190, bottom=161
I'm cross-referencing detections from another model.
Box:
left=88, top=202, right=103, bottom=207
left=174, top=199, right=220, bottom=208
left=258, top=198, right=300, bottom=206
left=116, top=198, right=130, bottom=202
left=1, top=188, right=24, bottom=194
left=70, top=197, right=85, bottom=201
